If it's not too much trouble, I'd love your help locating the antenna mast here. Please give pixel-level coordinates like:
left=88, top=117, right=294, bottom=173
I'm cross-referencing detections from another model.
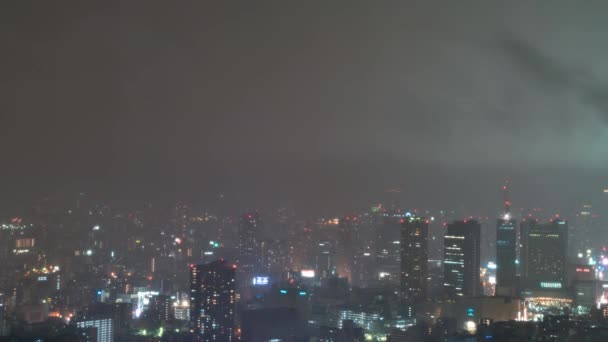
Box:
left=503, top=178, right=511, bottom=216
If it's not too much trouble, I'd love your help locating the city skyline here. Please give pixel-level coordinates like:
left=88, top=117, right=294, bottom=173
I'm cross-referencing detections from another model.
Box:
left=2, top=1, right=608, bottom=341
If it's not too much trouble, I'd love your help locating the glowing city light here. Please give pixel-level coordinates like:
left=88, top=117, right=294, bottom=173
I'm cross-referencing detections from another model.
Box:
left=301, top=270, right=315, bottom=278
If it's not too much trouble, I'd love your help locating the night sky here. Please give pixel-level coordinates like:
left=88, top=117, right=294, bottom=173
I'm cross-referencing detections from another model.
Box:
left=2, top=1, right=607, bottom=215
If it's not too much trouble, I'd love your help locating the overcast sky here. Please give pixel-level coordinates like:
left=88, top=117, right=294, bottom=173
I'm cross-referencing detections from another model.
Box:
left=1, top=1, right=607, bottom=215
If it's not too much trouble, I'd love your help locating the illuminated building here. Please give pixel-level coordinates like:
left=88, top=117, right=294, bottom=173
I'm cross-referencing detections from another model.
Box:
left=313, top=241, right=335, bottom=278
left=17, top=266, right=62, bottom=306
left=288, top=221, right=312, bottom=272
left=417, top=297, right=519, bottom=330
left=15, top=237, right=35, bottom=249
left=601, top=303, right=608, bottom=318
left=443, top=220, right=481, bottom=297
left=149, top=294, right=172, bottom=323
left=520, top=219, right=568, bottom=291
left=189, top=260, right=236, bottom=341
left=260, top=238, right=290, bottom=274
left=573, top=281, right=601, bottom=315
left=319, top=320, right=365, bottom=342
left=496, top=181, right=517, bottom=294
left=238, top=213, right=262, bottom=279
left=496, top=216, right=517, bottom=290
left=570, top=266, right=599, bottom=316
left=519, top=219, right=570, bottom=320
left=75, top=317, right=114, bottom=342
left=78, top=303, right=132, bottom=334
left=571, top=204, right=598, bottom=258
left=0, top=306, right=9, bottom=337
left=336, top=216, right=357, bottom=282
left=352, top=249, right=374, bottom=287
left=174, top=300, right=190, bottom=321
left=336, top=310, right=387, bottom=337
left=134, top=290, right=159, bottom=318
left=376, top=208, right=403, bottom=281
left=400, top=216, right=428, bottom=302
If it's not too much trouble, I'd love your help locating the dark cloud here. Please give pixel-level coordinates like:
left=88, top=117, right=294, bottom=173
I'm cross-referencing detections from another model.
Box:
left=1, top=1, right=607, bottom=215
left=501, top=34, right=578, bottom=88
left=501, top=32, right=608, bottom=123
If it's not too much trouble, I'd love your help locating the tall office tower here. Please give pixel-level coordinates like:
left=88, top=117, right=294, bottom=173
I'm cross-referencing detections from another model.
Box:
left=335, top=216, right=358, bottom=282
left=289, top=221, right=312, bottom=271
left=238, top=212, right=262, bottom=277
left=443, top=220, right=481, bottom=297
left=376, top=208, right=402, bottom=280
left=173, top=202, right=190, bottom=238
left=314, top=240, right=335, bottom=278
left=520, top=219, right=568, bottom=291
left=189, top=260, right=236, bottom=341
left=571, top=204, right=597, bottom=256
left=496, top=181, right=517, bottom=293
left=400, top=216, right=429, bottom=302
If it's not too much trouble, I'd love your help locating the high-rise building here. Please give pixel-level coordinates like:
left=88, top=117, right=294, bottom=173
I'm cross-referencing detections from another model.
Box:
left=496, top=181, right=517, bottom=293
left=336, top=216, right=358, bottom=282
left=238, top=213, right=262, bottom=277
left=400, top=216, right=429, bottom=302
left=314, top=240, right=335, bottom=278
left=520, top=219, right=568, bottom=291
left=75, top=317, right=114, bottom=342
left=0, top=306, right=10, bottom=337
left=496, top=217, right=517, bottom=291
left=149, top=294, right=172, bottom=323
left=78, top=303, right=132, bottom=334
left=189, top=260, right=236, bottom=341
left=443, top=220, right=481, bottom=297
left=376, top=208, right=403, bottom=281
left=571, top=204, right=598, bottom=257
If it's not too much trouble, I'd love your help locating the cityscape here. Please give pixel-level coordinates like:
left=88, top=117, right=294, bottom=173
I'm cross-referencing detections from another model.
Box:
left=3, top=1, right=608, bottom=341
left=1, top=184, right=608, bottom=341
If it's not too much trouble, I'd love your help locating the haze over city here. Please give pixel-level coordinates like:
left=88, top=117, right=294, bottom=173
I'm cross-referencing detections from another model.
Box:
left=1, top=1, right=608, bottom=341
left=2, top=1, right=608, bottom=215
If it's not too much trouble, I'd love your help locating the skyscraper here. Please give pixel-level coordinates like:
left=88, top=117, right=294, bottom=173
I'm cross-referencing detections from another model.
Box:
left=496, top=217, right=517, bottom=290
left=375, top=208, right=402, bottom=281
left=336, top=216, right=358, bottom=282
left=238, top=212, right=262, bottom=277
left=496, top=181, right=517, bottom=293
left=400, top=216, right=429, bottom=302
left=189, top=260, right=236, bottom=341
left=444, top=220, right=481, bottom=297
left=521, top=219, right=568, bottom=291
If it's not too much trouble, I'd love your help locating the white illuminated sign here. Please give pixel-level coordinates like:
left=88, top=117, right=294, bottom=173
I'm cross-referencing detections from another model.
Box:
left=252, top=276, right=269, bottom=285
left=540, top=282, right=562, bottom=289
left=379, top=272, right=390, bottom=279
left=301, top=270, right=315, bottom=278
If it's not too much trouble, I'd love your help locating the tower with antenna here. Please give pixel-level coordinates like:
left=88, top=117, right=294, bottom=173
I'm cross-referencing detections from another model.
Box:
left=503, top=178, right=511, bottom=219
left=496, top=178, right=517, bottom=296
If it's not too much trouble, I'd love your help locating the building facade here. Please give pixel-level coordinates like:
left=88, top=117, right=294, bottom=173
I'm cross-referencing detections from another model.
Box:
left=443, top=220, right=481, bottom=297
left=75, top=317, right=114, bottom=342
left=496, top=216, right=517, bottom=291
left=189, top=260, right=236, bottom=341
left=238, top=213, right=262, bottom=279
left=520, top=219, right=568, bottom=291
left=400, top=216, right=429, bottom=302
